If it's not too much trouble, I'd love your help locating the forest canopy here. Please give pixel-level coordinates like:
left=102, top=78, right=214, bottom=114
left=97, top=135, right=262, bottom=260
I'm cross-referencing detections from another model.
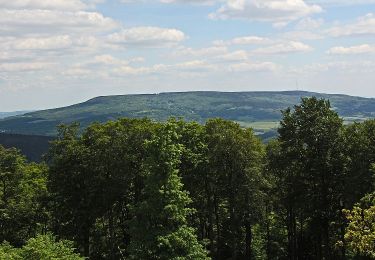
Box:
left=0, top=97, right=374, bottom=259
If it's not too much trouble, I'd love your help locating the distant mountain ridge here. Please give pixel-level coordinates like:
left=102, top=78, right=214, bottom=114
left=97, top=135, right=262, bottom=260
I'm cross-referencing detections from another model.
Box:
left=1, top=91, right=374, bottom=136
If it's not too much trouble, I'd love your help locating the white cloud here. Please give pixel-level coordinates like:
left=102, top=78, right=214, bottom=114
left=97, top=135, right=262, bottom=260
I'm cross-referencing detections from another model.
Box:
left=0, top=9, right=119, bottom=36
left=281, top=30, right=323, bottom=40
left=327, top=44, right=375, bottom=55
left=93, top=55, right=127, bottom=65
left=12, top=35, right=73, bottom=50
left=173, top=46, right=228, bottom=57
left=209, top=0, right=322, bottom=26
left=108, top=27, right=186, bottom=47
left=327, top=13, right=375, bottom=37
left=253, top=41, right=313, bottom=54
left=214, top=35, right=272, bottom=46
left=228, top=61, right=279, bottom=72
left=0, top=0, right=88, bottom=11
left=215, top=50, right=249, bottom=62
left=307, top=0, right=375, bottom=7
left=0, top=62, right=53, bottom=72
left=62, top=67, right=92, bottom=76
left=295, top=17, right=323, bottom=30
left=160, top=0, right=217, bottom=4
left=121, top=0, right=219, bottom=4
left=111, top=59, right=217, bottom=76
left=174, top=60, right=217, bottom=71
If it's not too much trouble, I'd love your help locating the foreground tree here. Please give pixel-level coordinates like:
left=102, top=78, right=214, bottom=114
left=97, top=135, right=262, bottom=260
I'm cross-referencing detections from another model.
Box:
left=129, top=120, right=208, bottom=259
left=48, top=119, right=156, bottom=258
left=0, top=145, right=48, bottom=246
left=203, top=119, right=266, bottom=259
left=273, top=97, right=346, bottom=259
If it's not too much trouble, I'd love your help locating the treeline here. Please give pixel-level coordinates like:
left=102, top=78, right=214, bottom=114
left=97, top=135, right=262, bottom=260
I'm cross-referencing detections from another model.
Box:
left=1, top=97, right=375, bottom=259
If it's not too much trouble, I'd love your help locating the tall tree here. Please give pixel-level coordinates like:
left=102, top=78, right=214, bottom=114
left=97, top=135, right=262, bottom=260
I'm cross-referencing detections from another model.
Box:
left=129, top=120, right=208, bottom=259
left=204, top=119, right=266, bottom=259
left=275, top=97, right=346, bottom=259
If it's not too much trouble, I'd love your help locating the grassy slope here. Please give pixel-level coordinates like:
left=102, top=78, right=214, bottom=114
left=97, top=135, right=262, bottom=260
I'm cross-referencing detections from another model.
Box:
left=0, top=91, right=374, bottom=136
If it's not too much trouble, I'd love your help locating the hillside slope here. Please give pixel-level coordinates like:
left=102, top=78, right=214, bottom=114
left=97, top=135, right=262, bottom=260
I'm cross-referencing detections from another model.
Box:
left=0, top=91, right=374, bottom=136
left=0, top=133, right=53, bottom=162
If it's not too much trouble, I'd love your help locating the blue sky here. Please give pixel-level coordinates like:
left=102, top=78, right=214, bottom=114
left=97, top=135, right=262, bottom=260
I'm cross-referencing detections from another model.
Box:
left=0, top=0, right=375, bottom=111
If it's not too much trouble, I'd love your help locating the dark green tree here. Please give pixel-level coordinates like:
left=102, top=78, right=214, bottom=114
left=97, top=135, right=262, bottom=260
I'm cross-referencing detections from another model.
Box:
left=275, top=97, right=346, bottom=259
left=48, top=119, right=156, bottom=259
left=343, top=120, right=375, bottom=206
left=203, top=119, right=266, bottom=259
left=129, top=120, right=208, bottom=259
left=0, top=145, right=48, bottom=246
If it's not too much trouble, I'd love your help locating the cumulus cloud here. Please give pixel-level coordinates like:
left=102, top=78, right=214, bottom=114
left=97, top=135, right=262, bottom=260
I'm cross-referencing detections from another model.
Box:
left=108, top=27, right=186, bottom=47
left=0, top=0, right=88, bottom=11
left=253, top=41, right=313, bottom=54
left=121, top=0, right=219, bottom=4
left=173, top=46, right=228, bottom=57
left=295, top=17, right=324, bottom=30
left=214, top=36, right=272, bottom=46
left=160, top=0, right=217, bottom=4
left=215, top=50, right=249, bottom=62
left=327, top=44, right=375, bottom=55
left=327, top=13, right=375, bottom=37
left=12, top=35, right=73, bottom=50
left=111, top=60, right=216, bottom=76
left=228, top=61, right=279, bottom=72
left=0, top=62, right=53, bottom=72
left=307, top=0, right=375, bottom=6
left=0, top=9, right=119, bottom=36
left=209, top=0, right=322, bottom=26
left=281, top=30, right=323, bottom=40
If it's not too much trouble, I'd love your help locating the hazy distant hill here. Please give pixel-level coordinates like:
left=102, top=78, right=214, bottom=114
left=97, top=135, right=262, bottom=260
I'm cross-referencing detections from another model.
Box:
left=0, top=111, right=32, bottom=119
left=0, top=91, right=374, bottom=136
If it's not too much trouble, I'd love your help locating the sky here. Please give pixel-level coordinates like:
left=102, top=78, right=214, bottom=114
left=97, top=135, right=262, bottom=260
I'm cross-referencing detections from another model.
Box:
left=0, top=0, right=375, bottom=111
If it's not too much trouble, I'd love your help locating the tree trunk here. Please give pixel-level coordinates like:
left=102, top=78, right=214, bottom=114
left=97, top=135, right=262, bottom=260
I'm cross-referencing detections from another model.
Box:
left=245, top=218, right=252, bottom=259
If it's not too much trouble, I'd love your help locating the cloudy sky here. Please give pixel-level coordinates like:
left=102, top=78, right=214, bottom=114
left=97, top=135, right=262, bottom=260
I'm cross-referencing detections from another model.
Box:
left=1, top=0, right=375, bottom=111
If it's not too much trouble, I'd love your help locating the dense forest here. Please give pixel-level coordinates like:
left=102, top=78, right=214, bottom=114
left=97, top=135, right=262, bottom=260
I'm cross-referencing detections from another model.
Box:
left=1, top=97, right=375, bottom=259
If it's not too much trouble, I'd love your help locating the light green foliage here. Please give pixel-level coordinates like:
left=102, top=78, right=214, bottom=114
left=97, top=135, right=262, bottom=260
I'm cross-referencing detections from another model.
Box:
left=21, top=234, right=84, bottom=260
left=0, top=242, right=22, bottom=260
left=344, top=193, right=375, bottom=258
left=0, top=234, right=83, bottom=260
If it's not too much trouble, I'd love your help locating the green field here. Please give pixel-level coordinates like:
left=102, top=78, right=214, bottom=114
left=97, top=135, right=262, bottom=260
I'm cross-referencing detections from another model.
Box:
left=237, top=121, right=280, bottom=131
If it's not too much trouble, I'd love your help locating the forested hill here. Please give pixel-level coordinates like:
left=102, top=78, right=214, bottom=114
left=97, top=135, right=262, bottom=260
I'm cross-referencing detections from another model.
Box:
left=1, top=91, right=375, bottom=136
